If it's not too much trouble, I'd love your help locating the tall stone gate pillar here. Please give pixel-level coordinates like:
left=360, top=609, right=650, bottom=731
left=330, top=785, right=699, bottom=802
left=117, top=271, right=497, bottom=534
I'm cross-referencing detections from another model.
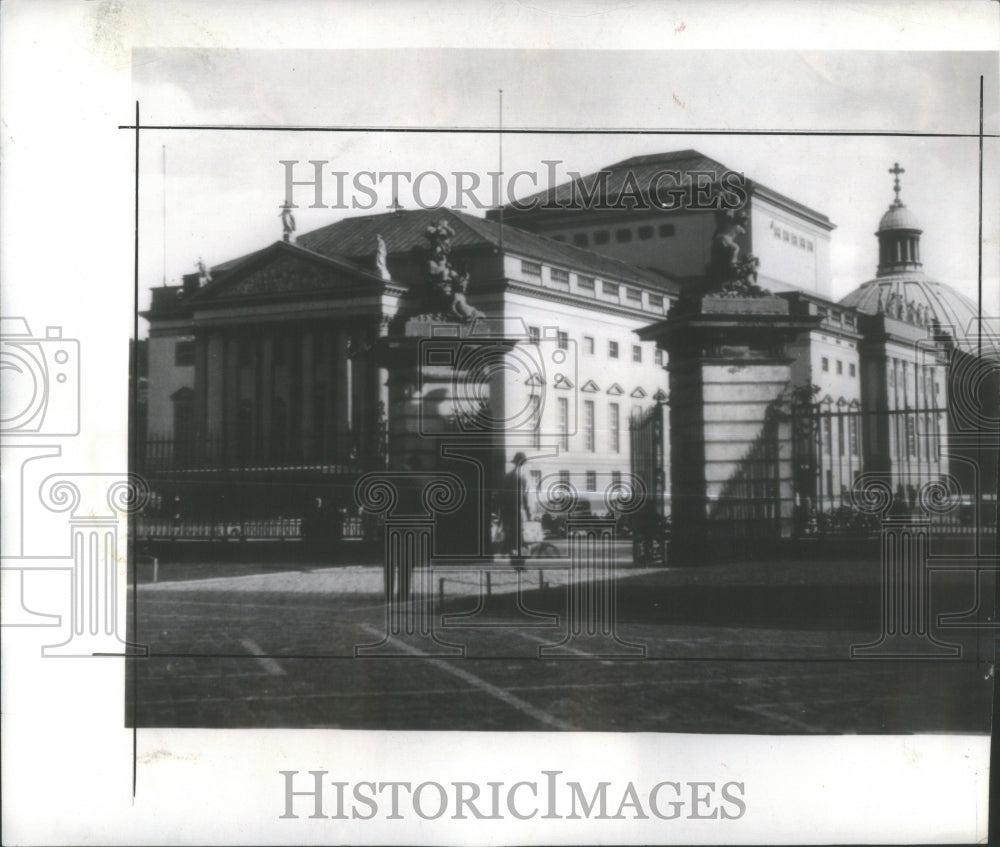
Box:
left=640, top=296, right=819, bottom=563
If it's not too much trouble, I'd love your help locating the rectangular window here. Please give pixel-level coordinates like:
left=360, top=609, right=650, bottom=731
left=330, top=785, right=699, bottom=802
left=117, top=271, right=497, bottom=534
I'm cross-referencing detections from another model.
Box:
left=823, top=416, right=832, bottom=455
left=521, top=260, right=542, bottom=276
left=658, top=223, right=675, bottom=237
left=615, top=228, right=632, bottom=243
left=821, top=357, right=829, bottom=372
left=572, top=233, right=589, bottom=247
left=807, top=241, right=814, bottom=252
left=594, top=230, right=610, bottom=245
left=584, top=336, right=595, bottom=355
left=557, top=330, right=569, bottom=351
left=609, top=340, right=619, bottom=359
left=648, top=293, right=664, bottom=309
left=849, top=363, right=856, bottom=378
left=550, top=267, right=570, bottom=284
left=609, top=403, right=620, bottom=453
left=783, top=231, right=789, bottom=242
left=836, top=360, right=843, bottom=375
left=174, top=340, right=195, bottom=366
left=559, top=470, right=570, bottom=486
left=837, top=417, right=845, bottom=456
left=528, top=326, right=540, bottom=344
left=602, top=281, right=620, bottom=297
left=577, top=275, right=595, bottom=291
left=632, top=345, right=642, bottom=363
left=654, top=348, right=663, bottom=366
left=584, top=400, right=595, bottom=452
left=612, top=470, right=622, bottom=486
left=791, top=234, right=798, bottom=247
left=586, top=471, right=597, bottom=492
left=849, top=416, right=859, bottom=456
left=558, top=397, right=569, bottom=451
left=530, top=469, right=542, bottom=490
left=626, top=287, right=642, bottom=302
left=774, top=227, right=782, bottom=239
left=637, top=225, right=654, bottom=240
left=906, top=415, right=916, bottom=457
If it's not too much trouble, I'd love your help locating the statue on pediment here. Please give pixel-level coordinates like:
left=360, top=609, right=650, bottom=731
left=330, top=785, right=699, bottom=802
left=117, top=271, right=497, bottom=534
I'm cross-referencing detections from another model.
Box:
left=374, top=235, right=391, bottom=280
left=280, top=201, right=296, bottom=243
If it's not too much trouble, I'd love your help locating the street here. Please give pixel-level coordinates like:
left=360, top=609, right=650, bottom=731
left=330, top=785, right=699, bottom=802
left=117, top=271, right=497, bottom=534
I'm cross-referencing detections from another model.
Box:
left=126, top=549, right=996, bottom=733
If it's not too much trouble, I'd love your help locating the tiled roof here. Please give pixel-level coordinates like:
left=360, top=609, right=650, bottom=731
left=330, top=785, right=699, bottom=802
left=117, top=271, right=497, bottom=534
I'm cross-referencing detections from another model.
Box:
left=505, top=149, right=733, bottom=209
left=296, top=207, right=677, bottom=291
left=496, top=148, right=832, bottom=227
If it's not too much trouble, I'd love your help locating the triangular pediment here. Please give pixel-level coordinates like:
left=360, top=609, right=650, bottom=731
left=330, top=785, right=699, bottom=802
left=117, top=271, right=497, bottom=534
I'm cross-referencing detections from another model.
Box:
left=553, top=373, right=574, bottom=390
left=525, top=372, right=546, bottom=387
left=581, top=380, right=600, bottom=393
left=192, top=242, right=381, bottom=303
left=653, top=389, right=668, bottom=402
left=630, top=386, right=647, bottom=398
left=607, top=383, right=624, bottom=395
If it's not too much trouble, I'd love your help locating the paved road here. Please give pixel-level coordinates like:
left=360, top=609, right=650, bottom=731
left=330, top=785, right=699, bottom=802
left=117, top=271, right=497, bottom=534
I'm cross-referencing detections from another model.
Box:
left=127, top=555, right=996, bottom=733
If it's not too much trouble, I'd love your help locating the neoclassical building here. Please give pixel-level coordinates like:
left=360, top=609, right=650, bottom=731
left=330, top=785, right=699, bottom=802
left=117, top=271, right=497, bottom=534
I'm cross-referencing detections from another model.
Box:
left=142, top=152, right=993, bottom=544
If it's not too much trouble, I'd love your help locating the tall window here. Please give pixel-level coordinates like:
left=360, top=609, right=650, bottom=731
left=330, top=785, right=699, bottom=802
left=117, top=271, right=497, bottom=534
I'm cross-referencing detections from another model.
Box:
left=609, top=341, right=619, bottom=359
left=530, top=469, right=542, bottom=490
left=837, top=417, right=845, bottom=456
left=174, top=340, right=195, bottom=366
left=558, top=397, right=569, bottom=451
left=611, top=470, right=622, bottom=487
left=609, top=403, right=620, bottom=453
left=586, top=471, right=597, bottom=492
left=655, top=349, right=664, bottom=366
left=849, top=416, right=859, bottom=456
left=557, top=330, right=569, bottom=350
left=528, top=326, right=540, bottom=344
left=822, top=415, right=832, bottom=455
left=632, top=345, right=642, bottom=363
left=584, top=336, right=595, bottom=355
left=559, top=470, right=570, bottom=486
left=584, top=400, right=595, bottom=452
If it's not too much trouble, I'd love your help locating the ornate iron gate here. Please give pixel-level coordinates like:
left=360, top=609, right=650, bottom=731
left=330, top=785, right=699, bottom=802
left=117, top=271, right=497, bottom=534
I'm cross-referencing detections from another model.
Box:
left=629, top=402, right=668, bottom=565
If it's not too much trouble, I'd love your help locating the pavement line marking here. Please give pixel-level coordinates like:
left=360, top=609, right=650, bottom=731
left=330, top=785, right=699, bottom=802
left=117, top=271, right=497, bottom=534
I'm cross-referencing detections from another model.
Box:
left=516, top=629, right=593, bottom=658
left=239, top=638, right=286, bottom=676
left=359, top=624, right=577, bottom=731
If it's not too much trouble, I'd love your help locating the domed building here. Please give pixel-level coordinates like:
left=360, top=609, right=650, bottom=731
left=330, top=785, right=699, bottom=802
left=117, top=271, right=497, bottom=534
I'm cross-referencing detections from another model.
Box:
left=836, top=163, right=997, bottom=508
left=840, top=163, right=981, bottom=352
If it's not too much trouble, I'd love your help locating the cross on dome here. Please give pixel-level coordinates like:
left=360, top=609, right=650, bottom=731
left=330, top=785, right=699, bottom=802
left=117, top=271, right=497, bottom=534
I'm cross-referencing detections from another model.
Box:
left=889, top=162, right=905, bottom=206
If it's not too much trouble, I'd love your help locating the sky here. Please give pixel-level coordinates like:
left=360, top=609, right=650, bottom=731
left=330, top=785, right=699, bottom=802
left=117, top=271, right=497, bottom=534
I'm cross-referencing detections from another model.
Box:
left=133, top=48, right=999, bottom=316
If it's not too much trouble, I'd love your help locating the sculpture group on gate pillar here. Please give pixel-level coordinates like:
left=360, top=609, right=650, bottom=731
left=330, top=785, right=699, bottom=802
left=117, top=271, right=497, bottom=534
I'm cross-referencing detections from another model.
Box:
left=703, top=209, right=767, bottom=299
left=391, top=218, right=486, bottom=331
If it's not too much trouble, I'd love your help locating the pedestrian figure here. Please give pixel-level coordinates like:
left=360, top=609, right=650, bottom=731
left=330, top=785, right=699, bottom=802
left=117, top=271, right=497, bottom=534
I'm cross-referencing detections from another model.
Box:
left=497, top=452, right=531, bottom=563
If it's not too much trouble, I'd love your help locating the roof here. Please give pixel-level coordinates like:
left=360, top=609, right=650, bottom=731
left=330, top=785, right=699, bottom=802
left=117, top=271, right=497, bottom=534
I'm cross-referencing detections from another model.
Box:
left=878, top=202, right=922, bottom=232
left=295, top=207, right=677, bottom=291
left=838, top=275, right=984, bottom=353
left=493, top=148, right=833, bottom=228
